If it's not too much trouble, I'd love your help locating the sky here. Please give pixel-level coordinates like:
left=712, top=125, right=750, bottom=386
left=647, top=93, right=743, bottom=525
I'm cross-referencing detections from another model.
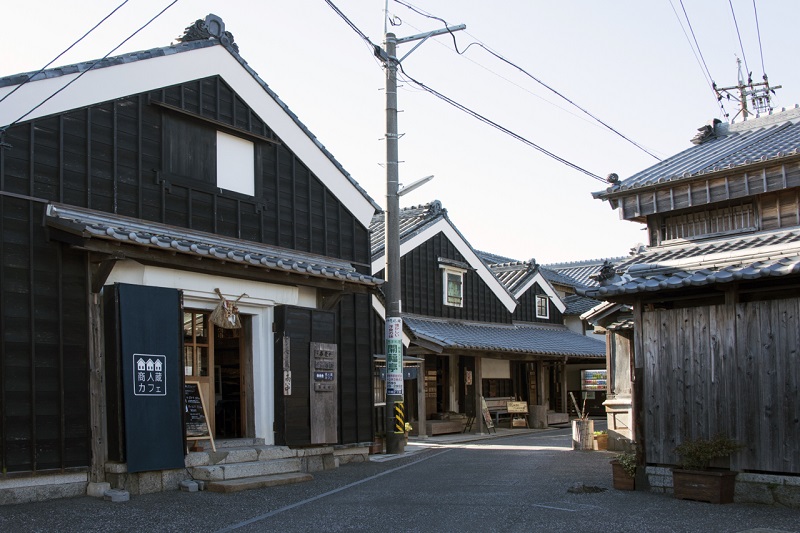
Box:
left=4, top=1, right=799, bottom=264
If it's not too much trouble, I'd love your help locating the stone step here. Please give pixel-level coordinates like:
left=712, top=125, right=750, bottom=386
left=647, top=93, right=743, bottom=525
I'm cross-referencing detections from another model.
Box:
left=207, top=472, right=313, bottom=493
left=190, top=457, right=302, bottom=482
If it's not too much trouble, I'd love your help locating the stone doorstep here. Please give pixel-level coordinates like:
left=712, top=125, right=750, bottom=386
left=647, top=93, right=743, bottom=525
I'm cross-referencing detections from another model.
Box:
left=190, top=457, right=302, bottom=481
left=207, top=472, right=313, bottom=494
left=185, top=445, right=297, bottom=467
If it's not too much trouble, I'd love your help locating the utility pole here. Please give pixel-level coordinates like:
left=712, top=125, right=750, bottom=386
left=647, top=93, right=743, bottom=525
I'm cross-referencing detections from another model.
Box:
left=380, top=23, right=464, bottom=455
left=714, top=57, right=781, bottom=121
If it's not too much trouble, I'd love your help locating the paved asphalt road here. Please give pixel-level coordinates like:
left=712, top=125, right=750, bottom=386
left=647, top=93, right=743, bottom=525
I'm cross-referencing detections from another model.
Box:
left=1, top=426, right=798, bottom=533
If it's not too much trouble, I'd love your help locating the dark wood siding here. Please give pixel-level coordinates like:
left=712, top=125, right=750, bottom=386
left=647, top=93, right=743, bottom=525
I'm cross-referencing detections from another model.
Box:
left=513, top=284, right=564, bottom=324
left=377, top=233, right=511, bottom=323
left=336, top=293, right=375, bottom=444
left=0, top=197, right=90, bottom=474
left=0, top=74, right=374, bottom=473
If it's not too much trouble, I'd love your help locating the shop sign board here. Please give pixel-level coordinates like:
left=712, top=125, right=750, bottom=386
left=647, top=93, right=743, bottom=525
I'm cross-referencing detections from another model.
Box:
left=116, top=283, right=184, bottom=473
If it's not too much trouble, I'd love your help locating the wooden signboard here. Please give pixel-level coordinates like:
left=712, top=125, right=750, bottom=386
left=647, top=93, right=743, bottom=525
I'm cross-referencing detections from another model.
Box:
left=507, top=401, right=529, bottom=428
left=184, top=379, right=216, bottom=452
left=480, top=396, right=495, bottom=433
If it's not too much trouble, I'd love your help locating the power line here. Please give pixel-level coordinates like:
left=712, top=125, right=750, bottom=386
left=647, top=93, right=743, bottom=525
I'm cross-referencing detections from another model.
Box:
left=2, top=0, right=181, bottom=134
left=397, top=63, right=606, bottom=184
left=0, top=0, right=131, bottom=105
left=728, top=0, right=751, bottom=81
left=392, top=0, right=660, bottom=161
left=752, top=0, right=766, bottom=77
left=329, top=0, right=605, bottom=183
left=670, top=0, right=728, bottom=119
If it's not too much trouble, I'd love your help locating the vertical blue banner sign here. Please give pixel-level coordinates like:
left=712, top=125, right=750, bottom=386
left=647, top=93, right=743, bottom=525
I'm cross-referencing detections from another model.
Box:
left=386, top=317, right=404, bottom=396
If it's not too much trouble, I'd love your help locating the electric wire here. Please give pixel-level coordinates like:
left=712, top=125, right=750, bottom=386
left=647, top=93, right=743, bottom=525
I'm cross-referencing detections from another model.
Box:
left=324, top=0, right=387, bottom=70
left=397, top=64, right=606, bottom=184
left=0, top=0, right=131, bottom=105
left=1, top=0, right=181, bottom=134
left=392, top=0, right=661, bottom=161
left=728, top=0, right=751, bottom=81
left=752, top=0, right=766, bottom=78
left=330, top=0, right=606, bottom=182
left=671, top=0, right=728, bottom=118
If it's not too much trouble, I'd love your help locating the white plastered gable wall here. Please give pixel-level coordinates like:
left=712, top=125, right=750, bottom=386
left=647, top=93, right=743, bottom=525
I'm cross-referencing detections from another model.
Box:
left=0, top=44, right=375, bottom=227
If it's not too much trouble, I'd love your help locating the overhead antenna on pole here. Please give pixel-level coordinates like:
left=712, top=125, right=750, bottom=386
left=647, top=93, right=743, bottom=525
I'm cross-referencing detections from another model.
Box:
left=713, top=57, right=781, bottom=121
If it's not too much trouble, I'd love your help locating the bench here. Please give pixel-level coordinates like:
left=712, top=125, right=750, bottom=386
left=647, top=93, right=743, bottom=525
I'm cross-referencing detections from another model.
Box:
left=426, top=419, right=466, bottom=436
left=483, top=397, right=514, bottom=428
left=547, top=411, right=570, bottom=426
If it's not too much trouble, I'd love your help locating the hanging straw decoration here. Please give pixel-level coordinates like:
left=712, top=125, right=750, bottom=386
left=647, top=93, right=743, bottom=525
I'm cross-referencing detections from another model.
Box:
left=210, top=288, right=247, bottom=329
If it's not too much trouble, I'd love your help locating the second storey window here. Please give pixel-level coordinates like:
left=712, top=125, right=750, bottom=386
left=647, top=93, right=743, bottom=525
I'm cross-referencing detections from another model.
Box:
left=536, top=295, right=550, bottom=319
left=163, top=114, right=255, bottom=196
left=443, top=268, right=464, bottom=307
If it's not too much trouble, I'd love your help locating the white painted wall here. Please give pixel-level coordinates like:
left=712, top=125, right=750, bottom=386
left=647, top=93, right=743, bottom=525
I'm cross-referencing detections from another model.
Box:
left=481, top=358, right=511, bottom=379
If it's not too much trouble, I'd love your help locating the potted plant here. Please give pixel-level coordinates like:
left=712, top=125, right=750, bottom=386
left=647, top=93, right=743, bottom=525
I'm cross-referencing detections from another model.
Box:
left=610, top=451, right=636, bottom=490
left=593, top=430, right=608, bottom=451
left=672, top=434, right=742, bottom=504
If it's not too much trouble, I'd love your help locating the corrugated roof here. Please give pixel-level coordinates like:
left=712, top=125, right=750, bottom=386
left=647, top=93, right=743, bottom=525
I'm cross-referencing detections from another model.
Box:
left=594, top=107, right=800, bottom=199
left=403, top=316, right=605, bottom=358
left=46, top=204, right=383, bottom=287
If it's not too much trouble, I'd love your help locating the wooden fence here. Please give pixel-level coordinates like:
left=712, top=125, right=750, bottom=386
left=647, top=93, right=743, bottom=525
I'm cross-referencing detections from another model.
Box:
left=642, top=297, right=800, bottom=474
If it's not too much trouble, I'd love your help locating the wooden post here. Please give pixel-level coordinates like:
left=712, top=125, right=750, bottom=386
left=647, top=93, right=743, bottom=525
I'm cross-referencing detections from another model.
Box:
left=560, top=357, right=568, bottom=417
left=88, top=292, right=107, bottom=484
left=632, top=298, right=648, bottom=489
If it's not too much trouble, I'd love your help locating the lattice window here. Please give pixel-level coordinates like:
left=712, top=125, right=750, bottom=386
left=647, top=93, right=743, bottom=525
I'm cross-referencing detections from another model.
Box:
left=662, top=204, right=756, bottom=242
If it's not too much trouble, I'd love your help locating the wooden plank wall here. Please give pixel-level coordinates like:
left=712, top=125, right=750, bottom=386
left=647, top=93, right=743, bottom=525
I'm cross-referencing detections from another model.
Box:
left=643, top=298, right=800, bottom=474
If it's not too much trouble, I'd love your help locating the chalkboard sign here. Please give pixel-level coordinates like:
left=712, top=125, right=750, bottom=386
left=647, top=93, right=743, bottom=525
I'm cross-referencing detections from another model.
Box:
left=184, top=380, right=216, bottom=451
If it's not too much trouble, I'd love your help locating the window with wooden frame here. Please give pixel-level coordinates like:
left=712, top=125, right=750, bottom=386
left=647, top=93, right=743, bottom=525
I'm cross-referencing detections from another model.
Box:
left=163, top=114, right=255, bottom=197
left=660, top=203, right=756, bottom=243
left=535, top=295, right=550, bottom=319
left=442, top=267, right=464, bottom=308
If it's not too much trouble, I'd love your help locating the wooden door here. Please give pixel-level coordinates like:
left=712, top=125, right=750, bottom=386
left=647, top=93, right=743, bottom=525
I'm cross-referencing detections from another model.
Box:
left=183, top=310, right=215, bottom=435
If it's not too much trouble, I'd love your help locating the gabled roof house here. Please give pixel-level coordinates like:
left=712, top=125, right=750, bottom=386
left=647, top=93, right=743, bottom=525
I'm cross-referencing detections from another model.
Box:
left=583, top=106, right=800, bottom=497
left=0, top=14, right=381, bottom=502
left=371, top=201, right=604, bottom=435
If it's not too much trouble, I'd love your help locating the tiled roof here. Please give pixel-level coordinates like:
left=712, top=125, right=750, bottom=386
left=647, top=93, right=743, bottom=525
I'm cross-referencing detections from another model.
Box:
left=476, top=250, right=520, bottom=265
left=594, top=107, right=800, bottom=199
left=370, top=201, right=448, bottom=258
left=540, top=267, right=583, bottom=288
left=0, top=15, right=380, bottom=215
left=46, top=204, right=383, bottom=287
left=542, top=258, right=626, bottom=288
left=403, top=315, right=605, bottom=358
left=580, top=227, right=800, bottom=299
left=563, top=294, right=602, bottom=316
left=486, top=260, right=536, bottom=294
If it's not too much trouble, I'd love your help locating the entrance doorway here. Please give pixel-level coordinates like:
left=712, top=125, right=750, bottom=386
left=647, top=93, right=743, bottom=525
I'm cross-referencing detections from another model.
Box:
left=183, top=310, right=247, bottom=439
